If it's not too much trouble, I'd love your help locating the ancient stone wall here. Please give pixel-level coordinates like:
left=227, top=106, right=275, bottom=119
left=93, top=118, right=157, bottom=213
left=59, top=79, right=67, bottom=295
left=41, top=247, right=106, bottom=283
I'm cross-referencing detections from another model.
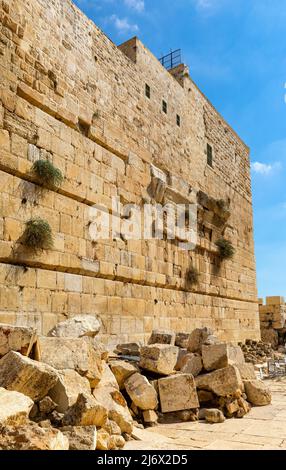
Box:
left=0, top=0, right=260, bottom=346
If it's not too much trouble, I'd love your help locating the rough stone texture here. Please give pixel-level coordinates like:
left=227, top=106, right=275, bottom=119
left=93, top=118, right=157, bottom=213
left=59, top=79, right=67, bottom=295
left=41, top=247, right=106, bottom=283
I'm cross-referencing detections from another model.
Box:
left=158, top=374, right=199, bottom=413
left=260, top=328, right=279, bottom=349
left=0, top=323, right=37, bottom=358
left=175, top=348, right=189, bottom=371
left=48, top=315, right=101, bottom=338
left=259, top=298, right=286, bottom=330
left=175, top=332, right=191, bottom=349
left=125, top=373, right=158, bottom=411
left=0, top=387, right=34, bottom=425
left=109, top=360, right=138, bottom=389
left=244, top=380, right=272, bottom=406
left=0, top=351, right=58, bottom=402
left=96, top=428, right=110, bottom=450
left=98, top=362, right=120, bottom=390
left=39, top=396, right=57, bottom=415
left=195, top=365, right=243, bottom=397
left=148, top=330, right=175, bottom=345
left=0, top=422, right=69, bottom=450
left=0, top=0, right=260, bottom=346
left=93, top=385, right=133, bottom=434
left=115, top=343, right=141, bottom=356
left=180, top=353, right=203, bottom=377
left=37, top=336, right=103, bottom=388
left=143, top=410, right=158, bottom=424
left=103, top=419, right=121, bottom=435
left=62, top=392, right=108, bottom=427
left=139, top=344, right=178, bottom=376
left=61, top=425, right=97, bottom=450
left=236, top=363, right=257, bottom=380
left=109, top=434, right=126, bottom=449
left=204, top=408, right=225, bottom=424
left=187, top=328, right=214, bottom=354
left=202, top=343, right=245, bottom=371
left=48, top=369, right=91, bottom=413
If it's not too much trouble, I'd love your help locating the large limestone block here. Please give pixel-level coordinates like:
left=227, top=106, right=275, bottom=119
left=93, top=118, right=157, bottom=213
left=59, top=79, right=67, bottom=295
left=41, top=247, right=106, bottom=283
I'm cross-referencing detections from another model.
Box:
left=187, top=327, right=215, bottom=353
left=236, top=363, right=256, bottom=380
left=0, top=423, right=69, bottom=450
left=180, top=353, right=203, bottom=377
left=195, top=365, right=243, bottom=397
left=109, top=360, right=138, bottom=389
left=48, top=315, right=101, bottom=338
left=37, top=336, right=103, bottom=388
left=0, top=351, right=58, bottom=402
left=204, top=408, right=225, bottom=423
left=93, top=386, right=133, bottom=434
left=202, top=343, right=245, bottom=371
left=125, top=373, right=158, bottom=411
left=0, top=323, right=37, bottom=358
left=99, top=363, right=120, bottom=390
left=148, top=330, right=175, bottom=345
left=61, top=426, right=97, bottom=451
left=115, top=343, right=141, bottom=356
left=175, top=348, right=189, bottom=370
left=48, top=369, right=91, bottom=413
left=62, top=392, right=108, bottom=427
left=0, top=387, right=34, bottom=425
left=175, top=332, right=191, bottom=349
left=244, top=380, right=272, bottom=406
left=158, top=374, right=199, bottom=413
left=139, top=344, right=178, bottom=376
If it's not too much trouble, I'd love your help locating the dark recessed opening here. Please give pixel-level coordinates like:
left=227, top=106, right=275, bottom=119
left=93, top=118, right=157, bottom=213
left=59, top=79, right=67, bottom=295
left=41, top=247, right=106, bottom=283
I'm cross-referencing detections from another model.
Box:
left=176, top=114, right=181, bottom=127
left=207, top=143, right=213, bottom=167
left=162, top=100, right=167, bottom=114
left=21, top=198, right=27, bottom=205
left=145, top=83, right=150, bottom=99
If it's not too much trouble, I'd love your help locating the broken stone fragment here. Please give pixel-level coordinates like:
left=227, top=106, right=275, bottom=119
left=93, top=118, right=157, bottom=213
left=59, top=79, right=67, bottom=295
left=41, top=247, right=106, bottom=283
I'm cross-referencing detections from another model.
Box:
left=180, top=353, right=203, bottom=377
left=187, top=327, right=214, bottom=354
left=0, top=323, right=37, bottom=358
left=38, top=396, right=57, bottom=415
left=95, top=362, right=119, bottom=390
left=93, top=385, right=133, bottom=434
left=109, top=360, right=138, bottom=389
left=195, top=365, right=243, bottom=397
left=0, top=422, right=69, bottom=450
left=96, top=428, right=110, bottom=450
left=158, top=374, right=199, bottom=413
left=0, top=351, right=58, bottom=402
left=148, top=329, right=175, bottom=346
left=236, top=363, right=257, bottom=380
left=48, top=315, right=101, bottom=338
left=143, top=409, right=158, bottom=424
left=48, top=369, right=91, bottom=413
left=243, top=380, right=272, bottom=406
left=158, top=409, right=198, bottom=424
left=0, top=387, right=34, bottom=426
left=37, top=336, right=103, bottom=388
left=109, top=434, right=126, bottom=449
left=139, top=344, right=178, bottom=376
left=202, top=343, right=245, bottom=371
left=115, top=343, right=141, bottom=356
left=103, top=419, right=121, bottom=435
left=61, top=425, right=97, bottom=451
left=125, top=373, right=158, bottom=411
left=175, top=332, right=191, bottom=349
left=175, top=348, right=189, bottom=371
left=62, top=392, right=108, bottom=427
left=197, top=390, right=215, bottom=403
left=204, top=408, right=225, bottom=424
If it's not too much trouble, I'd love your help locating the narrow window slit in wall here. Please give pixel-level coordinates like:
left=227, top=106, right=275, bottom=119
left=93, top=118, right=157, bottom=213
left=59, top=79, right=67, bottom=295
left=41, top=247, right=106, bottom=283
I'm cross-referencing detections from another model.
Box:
left=162, top=100, right=167, bottom=114
left=145, top=83, right=151, bottom=99
left=207, top=143, right=213, bottom=167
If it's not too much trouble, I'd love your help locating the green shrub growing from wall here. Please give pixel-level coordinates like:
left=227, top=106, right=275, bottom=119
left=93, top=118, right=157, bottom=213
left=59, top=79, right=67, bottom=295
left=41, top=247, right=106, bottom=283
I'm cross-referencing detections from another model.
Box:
left=22, top=218, right=53, bottom=250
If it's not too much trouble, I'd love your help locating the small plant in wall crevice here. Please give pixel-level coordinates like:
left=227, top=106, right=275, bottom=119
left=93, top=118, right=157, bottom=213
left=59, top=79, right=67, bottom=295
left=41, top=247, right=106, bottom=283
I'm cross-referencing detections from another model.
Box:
left=22, top=218, right=53, bottom=250
left=186, top=265, right=200, bottom=287
left=215, top=238, right=235, bottom=260
left=32, top=159, right=63, bottom=188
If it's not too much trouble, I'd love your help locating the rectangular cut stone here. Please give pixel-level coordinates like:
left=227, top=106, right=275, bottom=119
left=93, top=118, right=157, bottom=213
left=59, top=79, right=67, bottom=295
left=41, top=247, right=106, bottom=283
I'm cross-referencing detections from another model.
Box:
left=139, top=344, right=178, bottom=376
left=158, top=374, right=199, bottom=413
left=0, top=387, right=34, bottom=425
left=195, top=365, right=243, bottom=397
left=266, top=296, right=284, bottom=306
left=0, top=323, right=37, bottom=358
left=202, top=343, right=245, bottom=371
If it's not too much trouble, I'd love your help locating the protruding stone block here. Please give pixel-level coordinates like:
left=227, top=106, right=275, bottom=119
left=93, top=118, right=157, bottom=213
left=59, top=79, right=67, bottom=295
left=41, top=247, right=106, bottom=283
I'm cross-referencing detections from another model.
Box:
left=139, top=344, right=178, bottom=376
left=202, top=343, right=245, bottom=371
left=48, top=315, right=101, bottom=338
left=49, top=369, right=91, bottom=413
left=148, top=329, right=175, bottom=345
left=187, top=327, right=214, bottom=353
left=180, top=353, right=203, bottom=377
left=158, top=374, right=199, bottom=413
left=109, top=360, right=138, bottom=389
left=125, top=373, right=158, bottom=411
left=195, top=365, right=243, bottom=397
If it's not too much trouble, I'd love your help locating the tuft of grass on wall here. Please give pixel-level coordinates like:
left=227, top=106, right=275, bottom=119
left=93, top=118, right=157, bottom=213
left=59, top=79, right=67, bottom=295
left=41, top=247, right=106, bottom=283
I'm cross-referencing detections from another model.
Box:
left=22, top=218, right=53, bottom=250
left=215, top=238, right=235, bottom=260
left=32, top=159, right=63, bottom=188
left=186, top=265, right=200, bottom=286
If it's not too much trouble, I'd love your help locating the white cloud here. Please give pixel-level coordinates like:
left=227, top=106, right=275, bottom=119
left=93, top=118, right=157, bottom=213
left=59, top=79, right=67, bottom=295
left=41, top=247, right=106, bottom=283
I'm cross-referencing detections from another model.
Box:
left=251, top=161, right=281, bottom=175
left=110, top=14, right=139, bottom=34
left=124, top=0, right=145, bottom=13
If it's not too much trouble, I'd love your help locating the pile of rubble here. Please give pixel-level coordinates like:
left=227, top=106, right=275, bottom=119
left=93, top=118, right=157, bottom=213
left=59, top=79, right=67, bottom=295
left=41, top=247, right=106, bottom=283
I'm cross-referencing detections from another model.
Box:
left=0, top=319, right=272, bottom=451
left=239, top=339, right=276, bottom=364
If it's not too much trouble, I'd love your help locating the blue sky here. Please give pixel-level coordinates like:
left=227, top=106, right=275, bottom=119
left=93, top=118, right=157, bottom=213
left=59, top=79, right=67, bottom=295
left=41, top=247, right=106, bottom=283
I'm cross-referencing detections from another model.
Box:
left=74, top=0, right=286, bottom=299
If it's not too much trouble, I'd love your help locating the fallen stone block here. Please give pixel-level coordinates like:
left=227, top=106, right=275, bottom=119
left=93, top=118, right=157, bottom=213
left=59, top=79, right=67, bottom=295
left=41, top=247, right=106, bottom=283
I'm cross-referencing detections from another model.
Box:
left=109, top=434, right=125, bottom=449
left=0, top=351, right=58, bottom=402
left=236, top=363, right=256, bottom=380
left=97, top=362, right=119, bottom=390
left=197, top=390, right=215, bottom=403
left=202, top=343, right=245, bottom=371
left=204, top=408, right=225, bottom=423
left=175, top=332, right=191, bottom=349
left=143, top=410, right=158, bottom=424
left=93, top=386, right=133, bottom=434
left=0, top=323, right=37, bottom=358
left=0, top=387, right=34, bottom=426
left=38, top=396, right=57, bottom=415
left=244, top=380, right=271, bottom=406
left=139, top=344, right=178, bottom=375
left=158, top=374, right=199, bottom=413
left=158, top=409, right=198, bottom=423
left=61, top=425, right=97, bottom=451
left=148, top=329, right=175, bottom=345
left=0, top=422, right=69, bottom=450
left=37, top=336, right=103, bottom=388
left=195, top=365, right=243, bottom=397
left=103, top=419, right=121, bottom=435
left=96, top=428, right=110, bottom=450
left=48, top=369, right=91, bottom=413
left=115, top=343, right=141, bottom=356
left=62, top=392, right=108, bottom=427
left=125, top=373, right=158, bottom=411
left=180, top=353, right=203, bottom=377
left=187, top=327, right=214, bottom=353
left=175, top=348, right=189, bottom=371
left=48, top=315, right=101, bottom=338
left=109, top=360, right=138, bottom=389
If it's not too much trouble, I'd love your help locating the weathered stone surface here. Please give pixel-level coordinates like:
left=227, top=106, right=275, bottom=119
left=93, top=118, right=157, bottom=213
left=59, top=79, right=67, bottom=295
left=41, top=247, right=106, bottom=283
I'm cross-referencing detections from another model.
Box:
left=0, top=387, right=34, bottom=425
left=109, top=434, right=125, bottom=449
left=62, top=426, right=97, bottom=451
left=0, top=422, right=69, bottom=450
left=175, top=332, right=191, bottom=349
left=197, top=390, right=215, bottom=403
left=0, top=323, right=37, bottom=358
left=115, top=343, right=141, bottom=356
left=93, top=386, right=133, bottom=434
left=236, top=363, right=257, bottom=380
left=48, top=315, right=101, bottom=338
left=158, top=374, right=199, bottom=413
left=244, top=380, right=272, bottom=406
left=187, top=328, right=214, bottom=353
left=202, top=343, right=245, bottom=371
left=48, top=369, right=91, bottom=413
left=139, top=344, right=178, bottom=376
left=62, top=392, right=108, bottom=427
left=96, top=428, right=110, bottom=450
left=180, top=353, right=203, bottom=377
left=96, top=362, right=119, bottom=390
left=125, top=373, right=158, bottom=411
left=195, top=365, right=243, bottom=397
left=37, top=336, right=103, bottom=388
left=143, top=410, right=158, bottom=424
left=175, top=348, right=189, bottom=371
left=148, top=329, right=175, bottom=345
left=39, top=396, right=57, bottom=415
left=158, top=409, right=199, bottom=423
left=204, top=408, right=225, bottom=423
left=109, top=360, right=138, bottom=389
left=103, top=419, right=121, bottom=435
left=0, top=351, right=58, bottom=402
